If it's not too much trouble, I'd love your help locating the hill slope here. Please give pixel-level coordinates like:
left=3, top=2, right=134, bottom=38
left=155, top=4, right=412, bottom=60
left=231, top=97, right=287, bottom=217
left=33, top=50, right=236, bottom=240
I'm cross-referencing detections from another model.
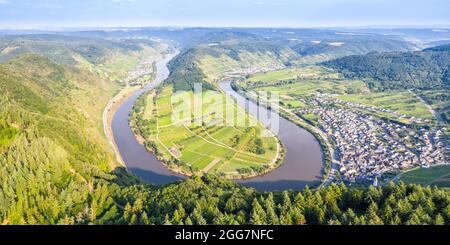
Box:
left=0, top=54, right=123, bottom=224
left=322, top=45, right=450, bottom=90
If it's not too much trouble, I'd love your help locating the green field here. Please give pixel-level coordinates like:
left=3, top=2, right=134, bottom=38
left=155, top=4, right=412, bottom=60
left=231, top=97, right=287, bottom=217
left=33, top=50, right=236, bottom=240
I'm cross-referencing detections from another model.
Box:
left=197, top=49, right=295, bottom=82
left=247, top=66, right=339, bottom=84
left=339, top=91, right=434, bottom=120
left=400, top=165, right=450, bottom=187
left=241, top=66, right=434, bottom=122
left=241, top=66, right=368, bottom=109
left=135, top=85, right=280, bottom=177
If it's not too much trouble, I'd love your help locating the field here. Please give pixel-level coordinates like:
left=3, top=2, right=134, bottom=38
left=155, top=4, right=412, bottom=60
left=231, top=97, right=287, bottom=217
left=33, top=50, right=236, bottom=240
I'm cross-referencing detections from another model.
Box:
left=241, top=66, right=368, bottom=109
left=197, top=50, right=292, bottom=82
left=247, top=66, right=339, bottom=84
left=242, top=66, right=434, bottom=122
left=400, top=165, right=450, bottom=187
left=339, top=91, right=434, bottom=120
left=134, top=85, right=280, bottom=177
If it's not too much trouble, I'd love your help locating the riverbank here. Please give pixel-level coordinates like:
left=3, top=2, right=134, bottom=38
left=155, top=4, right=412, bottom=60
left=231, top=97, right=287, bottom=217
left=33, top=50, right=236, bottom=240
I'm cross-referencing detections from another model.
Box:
left=112, top=52, right=324, bottom=190
left=128, top=85, right=287, bottom=181
left=103, top=84, right=140, bottom=167
left=103, top=53, right=172, bottom=169
left=231, top=79, right=337, bottom=186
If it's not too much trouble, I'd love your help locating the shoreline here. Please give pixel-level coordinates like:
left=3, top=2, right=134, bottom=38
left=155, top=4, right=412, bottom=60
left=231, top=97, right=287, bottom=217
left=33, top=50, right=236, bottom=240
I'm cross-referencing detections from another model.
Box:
left=103, top=83, right=140, bottom=168
left=128, top=87, right=288, bottom=181
left=103, top=53, right=170, bottom=169
left=231, top=79, right=336, bottom=186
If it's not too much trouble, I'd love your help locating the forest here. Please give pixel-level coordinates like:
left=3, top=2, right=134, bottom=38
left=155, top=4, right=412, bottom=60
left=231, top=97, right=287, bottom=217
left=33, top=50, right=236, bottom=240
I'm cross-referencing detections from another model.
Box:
left=322, top=44, right=450, bottom=91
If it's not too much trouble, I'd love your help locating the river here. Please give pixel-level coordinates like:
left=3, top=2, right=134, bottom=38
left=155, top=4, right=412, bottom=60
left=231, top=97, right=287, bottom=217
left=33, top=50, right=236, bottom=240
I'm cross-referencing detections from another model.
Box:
left=112, top=54, right=324, bottom=191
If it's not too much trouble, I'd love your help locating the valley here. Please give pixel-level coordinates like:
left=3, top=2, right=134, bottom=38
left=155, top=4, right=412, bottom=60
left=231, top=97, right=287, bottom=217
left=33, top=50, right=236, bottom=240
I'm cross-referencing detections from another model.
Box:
left=0, top=27, right=449, bottom=225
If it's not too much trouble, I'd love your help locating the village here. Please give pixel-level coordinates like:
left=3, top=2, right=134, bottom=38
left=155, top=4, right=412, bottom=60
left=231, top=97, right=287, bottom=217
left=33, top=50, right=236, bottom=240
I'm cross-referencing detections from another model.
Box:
left=296, top=93, right=446, bottom=182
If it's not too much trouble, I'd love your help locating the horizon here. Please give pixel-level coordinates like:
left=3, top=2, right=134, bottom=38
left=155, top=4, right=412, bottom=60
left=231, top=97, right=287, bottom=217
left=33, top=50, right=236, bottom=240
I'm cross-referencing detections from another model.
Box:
left=1, top=24, right=450, bottom=32
left=1, top=0, right=450, bottom=29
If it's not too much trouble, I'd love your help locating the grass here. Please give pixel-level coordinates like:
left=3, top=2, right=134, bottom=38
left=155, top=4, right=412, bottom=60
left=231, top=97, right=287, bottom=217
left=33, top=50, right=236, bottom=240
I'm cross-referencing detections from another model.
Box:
left=247, top=66, right=339, bottom=84
left=257, top=79, right=367, bottom=97
left=248, top=68, right=368, bottom=110
left=197, top=50, right=288, bottom=82
left=138, top=85, right=280, bottom=176
left=339, top=91, right=434, bottom=120
left=400, top=165, right=450, bottom=187
left=300, top=113, right=321, bottom=126
left=243, top=66, right=434, bottom=122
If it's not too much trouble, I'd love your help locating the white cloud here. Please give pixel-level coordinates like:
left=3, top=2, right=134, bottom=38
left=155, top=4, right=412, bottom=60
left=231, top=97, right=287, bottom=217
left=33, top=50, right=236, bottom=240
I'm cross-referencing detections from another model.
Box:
left=0, top=0, right=9, bottom=5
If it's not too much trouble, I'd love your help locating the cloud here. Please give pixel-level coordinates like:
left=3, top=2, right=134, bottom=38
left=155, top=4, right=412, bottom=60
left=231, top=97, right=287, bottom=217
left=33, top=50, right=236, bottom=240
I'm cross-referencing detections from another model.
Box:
left=0, top=0, right=9, bottom=4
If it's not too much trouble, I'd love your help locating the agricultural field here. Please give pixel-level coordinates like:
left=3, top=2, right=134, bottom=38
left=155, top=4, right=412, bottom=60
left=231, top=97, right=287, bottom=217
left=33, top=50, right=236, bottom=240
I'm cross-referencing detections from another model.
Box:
left=133, top=85, right=280, bottom=178
left=240, top=66, right=368, bottom=109
left=197, top=50, right=291, bottom=83
left=247, top=66, right=339, bottom=85
left=400, top=165, right=450, bottom=187
left=241, top=66, right=434, bottom=123
left=339, top=91, right=434, bottom=120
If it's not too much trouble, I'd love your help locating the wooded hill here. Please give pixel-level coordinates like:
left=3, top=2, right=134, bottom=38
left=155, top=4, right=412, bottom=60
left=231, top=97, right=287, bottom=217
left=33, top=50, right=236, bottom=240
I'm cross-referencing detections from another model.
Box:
left=0, top=35, right=167, bottom=81
left=322, top=44, right=450, bottom=91
left=0, top=53, right=121, bottom=224
left=166, top=31, right=300, bottom=91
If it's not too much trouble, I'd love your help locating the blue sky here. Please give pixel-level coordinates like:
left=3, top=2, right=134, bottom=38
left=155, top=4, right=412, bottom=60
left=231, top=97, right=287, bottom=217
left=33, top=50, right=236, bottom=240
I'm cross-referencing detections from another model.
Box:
left=0, top=0, right=449, bottom=28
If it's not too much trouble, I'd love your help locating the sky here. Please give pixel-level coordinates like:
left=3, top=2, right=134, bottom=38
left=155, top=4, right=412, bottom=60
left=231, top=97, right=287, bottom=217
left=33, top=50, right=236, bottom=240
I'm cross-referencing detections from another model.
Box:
left=0, top=0, right=449, bottom=29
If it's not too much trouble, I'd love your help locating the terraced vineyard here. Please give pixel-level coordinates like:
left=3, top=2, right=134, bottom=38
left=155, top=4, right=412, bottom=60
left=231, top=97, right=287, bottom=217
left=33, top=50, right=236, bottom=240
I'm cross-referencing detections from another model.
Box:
left=131, top=85, right=281, bottom=178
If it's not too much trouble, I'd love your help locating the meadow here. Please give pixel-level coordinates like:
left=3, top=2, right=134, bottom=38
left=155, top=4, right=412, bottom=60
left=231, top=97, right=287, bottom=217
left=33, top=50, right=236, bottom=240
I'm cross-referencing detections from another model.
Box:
left=196, top=49, right=294, bottom=83
left=339, top=91, right=434, bottom=120
left=400, top=165, right=450, bottom=187
left=242, top=66, right=368, bottom=109
left=134, top=85, right=280, bottom=178
left=242, top=66, right=434, bottom=122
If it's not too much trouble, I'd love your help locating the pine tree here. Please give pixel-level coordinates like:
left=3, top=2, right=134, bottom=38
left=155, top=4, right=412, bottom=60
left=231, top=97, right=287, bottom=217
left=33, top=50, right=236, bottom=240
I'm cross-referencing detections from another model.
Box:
left=434, top=214, right=445, bottom=225
left=366, top=202, right=383, bottom=225
left=185, top=216, right=193, bottom=225
left=250, top=198, right=266, bottom=225
left=264, top=193, right=279, bottom=225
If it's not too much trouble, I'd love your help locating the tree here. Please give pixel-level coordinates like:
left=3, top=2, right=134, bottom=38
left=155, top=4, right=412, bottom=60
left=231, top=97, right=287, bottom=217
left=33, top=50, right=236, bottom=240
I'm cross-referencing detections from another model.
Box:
left=264, top=194, right=279, bottom=225
left=250, top=198, right=266, bottom=225
left=366, top=202, right=383, bottom=225
left=434, top=214, right=445, bottom=225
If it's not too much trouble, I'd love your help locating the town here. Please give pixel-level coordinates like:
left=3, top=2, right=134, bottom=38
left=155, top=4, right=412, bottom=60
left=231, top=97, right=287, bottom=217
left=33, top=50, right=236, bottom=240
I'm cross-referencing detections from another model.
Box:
left=296, top=93, right=447, bottom=182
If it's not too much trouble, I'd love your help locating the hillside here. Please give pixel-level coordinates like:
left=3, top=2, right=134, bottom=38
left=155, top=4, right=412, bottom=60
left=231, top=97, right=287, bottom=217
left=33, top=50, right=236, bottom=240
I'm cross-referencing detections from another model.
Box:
left=292, top=37, right=415, bottom=64
left=0, top=54, right=123, bottom=224
left=322, top=45, right=450, bottom=90
left=166, top=32, right=301, bottom=91
left=0, top=35, right=168, bottom=81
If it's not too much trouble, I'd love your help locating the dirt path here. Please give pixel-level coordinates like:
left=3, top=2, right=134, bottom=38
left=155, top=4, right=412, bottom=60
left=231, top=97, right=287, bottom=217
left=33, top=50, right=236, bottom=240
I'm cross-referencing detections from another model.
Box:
left=410, top=90, right=445, bottom=123
left=202, top=158, right=222, bottom=173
